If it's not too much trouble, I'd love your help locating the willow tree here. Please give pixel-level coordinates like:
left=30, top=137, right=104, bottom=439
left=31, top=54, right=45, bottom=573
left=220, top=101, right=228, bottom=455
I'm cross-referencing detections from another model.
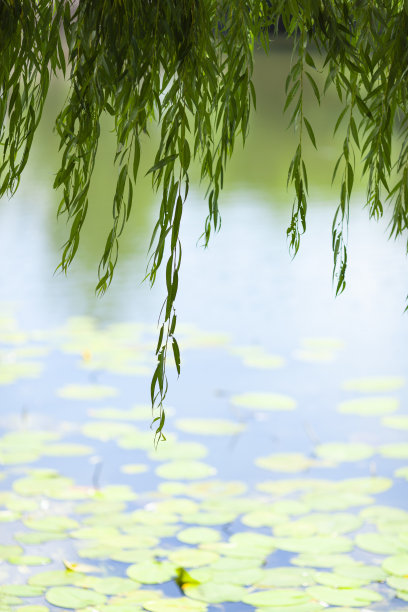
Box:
left=1, top=0, right=408, bottom=441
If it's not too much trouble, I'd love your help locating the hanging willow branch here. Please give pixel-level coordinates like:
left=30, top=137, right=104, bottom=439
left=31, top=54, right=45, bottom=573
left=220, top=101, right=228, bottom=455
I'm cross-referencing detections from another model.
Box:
left=2, top=0, right=408, bottom=440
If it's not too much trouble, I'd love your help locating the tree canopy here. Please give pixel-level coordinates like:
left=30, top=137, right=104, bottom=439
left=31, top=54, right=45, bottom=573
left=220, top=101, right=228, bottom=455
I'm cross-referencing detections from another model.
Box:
left=2, top=0, right=408, bottom=441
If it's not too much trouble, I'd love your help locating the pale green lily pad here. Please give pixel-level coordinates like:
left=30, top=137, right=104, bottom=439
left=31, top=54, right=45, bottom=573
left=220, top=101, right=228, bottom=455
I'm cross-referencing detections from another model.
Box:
left=211, top=557, right=265, bottom=571
left=360, top=505, right=408, bottom=523
left=109, top=549, right=160, bottom=563
left=254, top=605, right=323, bottom=612
left=177, top=527, right=221, bottom=544
left=14, top=607, right=49, bottom=612
left=23, top=516, right=79, bottom=532
left=314, top=571, right=368, bottom=588
left=81, top=421, right=134, bottom=441
left=15, top=531, right=67, bottom=544
left=256, top=479, right=331, bottom=496
left=155, top=461, right=216, bottom=480
left=395, top=466, right=408, bottom=480
left=149, top=442, right=208, bottom=462
left=229, top=532, right=275, bottom=552
left=200, top=540, right=269, bottom=560
left=130, top=509, right=178, bottom=525
left=120, top=463, right=149, bottom=475
left=13, top=472, right=75, bottom=497
left=273, top=536, right=352, bottom=554
left=379, top=443, right=408, bottom=458
left=243, top=589, right=312, bottom=607
left=292, top=554, right=358, bottom=568
left=383, top=554, right=408, bottom=576
left=306, top=586, right=382, bottom=606
left=45, top=586, right=106, bottom=608
left=355, top=532, right=405, bottom=555
left=181, top=510, right=237, bottom=525
left=183, top=583, right=247, bottom=603
left=182, top=480, right=247, bottom=498
left=43, top=443, right=93, bottom=456
left=0, top=545, right=23, bottom=560
left=382, top=415, right=408, bottom=430
left=143, top=599, right=208, bottom=611
left=189, top=566, right=264, bottom=586
left=338, top=476, right=392, bottom=494
left=154, top=498, right=199, bottom=514
left=255, top=452, right=317, bottom=472
left=57, top=384, right=117, bottom=400
left=315, top=442, right=374, bottom=462
left=387, top=576, right=408, bottom=591
left=254, top=567, right=316, bottom=587
left=167, top=548, right=219, bottom=567
left=8, top=555, right=51, bottom=566
left=126, top=561, right=177, bottom=584
left=0, top=450, right=40, bottom=464
left=342, top=376, right=405, bottom=393
left=274, top=513, right=362, bottom=537
left=0, top=361, right=43, bottom=384
left=299, top=489, right=371, bottom=511
left=29, top=570, right=88, bottom=586
left=81, top=577, right=140, bottom=595
left=230, top=392, right=296, bottom=411
left=175, top=418, right=245, bottom=436
left=335, top=564, right=386, bottom=582
left=88, top=405, right=152, bottom=421
left=75, top=500, right=125, bottom=515
left=338, top=396, right=399, bottom=416
left=241, top=510, right=289, bottom=528
left=0, top=585, right=44, bottom=597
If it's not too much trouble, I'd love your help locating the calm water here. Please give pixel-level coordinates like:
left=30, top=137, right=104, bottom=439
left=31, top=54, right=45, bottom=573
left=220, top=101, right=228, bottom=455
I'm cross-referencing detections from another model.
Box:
left=0, top=50, right=407, bottom=610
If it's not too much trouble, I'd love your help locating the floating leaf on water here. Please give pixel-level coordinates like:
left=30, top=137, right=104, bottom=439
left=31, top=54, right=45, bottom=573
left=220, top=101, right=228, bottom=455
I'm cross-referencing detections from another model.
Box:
left=182, top=480, right=247, bottom=499
left=182, top=583, right=247, bottom=603
left=177, top=527, right=221, bottom=545
left=291, top=554, right=359, bottom=568
left=338, top=396, right=399, bottom=416
left=74, top=500, right=125, bottom=516
left=29, top=570, right=88, bottom=587
left=274, top=536, right=353, bottom=554
left=338, top=476, right=392, bottom=495
left=167, top=548, right=219, bottom=568
left=229, top=532, right=275, bottom=553
left=360, top=505, right=408, bottom=523
left=379, top=443, right=408, bottom=459
left=154, top=498, right=199, bottom=515
left=143, top=598, right=208, bottom=611
left=126, top=560, right=177, bottom=584
left=175, top=419, right=245, bottom=436
left=274, top=513, right=362, bottom=538
left=256, top=479, right=332, bottom=496
left=0, top=585, right=44, bottom=597
left=14, top=531, right=68, bottom=545
left=306, top=585, right=382, bottom=606
left=230, top=392, right=296, bottom=411
left=8, top=555, right=51, bottom=566
left=314, top=571, right=368, bottom=588
left=120, top=463, right=149, bottom=475
left=81, top=421, right=134, bottom=441
left=255, top=453, right=317, bottom=473
left=383, top=554, right=408, bottom=576
left=243, top=589, right=313, bottom=607
left=254, top=567, right=316, bottom=588
left=355, top=532, right=405, bottom=555
left=45, top=586, right=106, bottom=609
left=57, top=384, right=118, bottom=400
left=315, top=442, right=375, bottom=462
left=189, top=566, right=264, bottom=586
left=387, top=576, right=408, bottom=591
left=80, top=576, right=141, bottom=595
left=23, top=516, right=79, bottom=532
left=109, top=549, right=160, bottom=564
left=241, top=510, right=289, bottom=528
left=130, top=509, right=178, bottom=525
left=43, top=443, right=93, bottom=456
left=148, top=442, right=208, bottom=462
left=383, top=415, right=408, bottom=430
left=395, top=466, right=408, bottom=480
left=342, top=376, right=405, bottom=393
left=89, top=405, right=153, bottom=422
left=0, top=545, right=23, bottom=560
left=155, top=461, right=217, bottom=480
left=334, top=564, right=386, bottom=582
left=14, top=606, right=49, bottom=612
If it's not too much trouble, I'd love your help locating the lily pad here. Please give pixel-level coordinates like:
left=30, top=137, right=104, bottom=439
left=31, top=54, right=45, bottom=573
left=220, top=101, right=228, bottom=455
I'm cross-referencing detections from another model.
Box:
left=338, top=396, right=399, bottom=416
left=175, top=418, right=245, bottom=436
left=143, top=599, right=208, bottom=611
left=383, top=415, right=408, bottom=430
left=383, top=554, right=408, bottom=576
left=126, top=561, right=177, bottom=584
left=335, top=564, right=386, bottom=582
left=255, top=453, right=316, bottom=473
left=292, top=554, right=358, bottom=568
left=183, top=583, right=247, bottom=603
left=379, top=443, right=408, bottom=459
left=149, top=442, right=208, bottom=462
left=167, top=548, right=219, bottom=567
left=57, top=384, right=117, bottom=400
left=230, top=392, right=296, bottom=411
left=315, top=442, right=374, bottom=462
left=306, top=586, right=382, bottom=606
left=273, top=536, right=353, bottom=554
left=342, top=376, right=405, bottom=393
left=45, top=586, right=106, bottom=608
left=254, top=567, right=316, bottom=588
left=177, top=527, right=221, bottom=545
left=155, top=461, right=216, bottom=480
left=243, top=589, right=312, bottom=607
left=355, top=532, right=405, bottom=555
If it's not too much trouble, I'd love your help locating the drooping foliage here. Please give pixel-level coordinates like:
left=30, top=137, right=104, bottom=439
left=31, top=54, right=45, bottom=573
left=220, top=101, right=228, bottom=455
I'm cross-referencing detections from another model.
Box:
left=1, top=0, right=408, bottom=440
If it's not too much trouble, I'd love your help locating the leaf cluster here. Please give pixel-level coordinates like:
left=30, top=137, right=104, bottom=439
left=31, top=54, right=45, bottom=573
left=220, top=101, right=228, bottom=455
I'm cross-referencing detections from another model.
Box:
left=2, top=1, right=408, bottom=438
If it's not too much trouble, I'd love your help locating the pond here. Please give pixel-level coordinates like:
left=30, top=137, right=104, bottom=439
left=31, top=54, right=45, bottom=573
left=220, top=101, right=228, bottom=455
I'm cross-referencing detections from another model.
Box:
left=0, top=49, right=407, bottom=611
